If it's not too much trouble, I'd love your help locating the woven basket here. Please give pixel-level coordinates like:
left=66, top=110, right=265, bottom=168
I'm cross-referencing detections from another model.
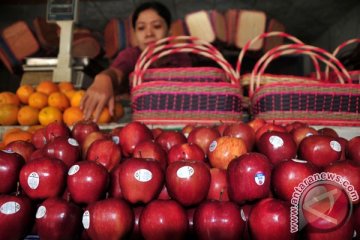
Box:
left=130, top=36, right=242, bottom=125
left=249, top=43, right=360, bottom=126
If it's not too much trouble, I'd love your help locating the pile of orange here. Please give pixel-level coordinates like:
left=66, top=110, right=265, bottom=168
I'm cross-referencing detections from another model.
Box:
left=0, top=80, right=125, bottom=141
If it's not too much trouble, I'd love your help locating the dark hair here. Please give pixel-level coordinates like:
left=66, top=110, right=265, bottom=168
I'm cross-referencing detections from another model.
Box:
left=131, top=1, right=172, bottom=29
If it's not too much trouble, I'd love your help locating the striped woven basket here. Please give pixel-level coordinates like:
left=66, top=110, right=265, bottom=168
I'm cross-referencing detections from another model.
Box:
left=130, top=36, right=242, bottom=125
left=248, top=43, right=360, bottom=126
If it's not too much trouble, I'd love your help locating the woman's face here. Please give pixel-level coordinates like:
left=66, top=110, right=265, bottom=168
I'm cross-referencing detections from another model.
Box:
left=134, top=9, right=169, bottom=51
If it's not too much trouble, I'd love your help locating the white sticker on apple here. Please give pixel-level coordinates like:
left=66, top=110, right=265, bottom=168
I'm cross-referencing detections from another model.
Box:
left=177, top=166, right=194, bottom=178
left=2, top=149, right=14, bottom=154
left=36, top=206, right=46, bottom=219
left=134, top=169, right=152, bottom=182
left=209, top=141, right=217, bottom=152
left=112, top=136, right=120, bottom=145
left=82, top=210, right=90, bottom=229
left=28, top=172, right=40, bottom=189
left=68, top=165, right=80, bottom=175
left=269, top=136, right=284, bottom=148
left=0, top=201, right=20, bottom=215
left=68, top=138, right=79, bottom=146
left=330, top=140, right=341, bottom=152
left=254, top=172, right=265, bottom=185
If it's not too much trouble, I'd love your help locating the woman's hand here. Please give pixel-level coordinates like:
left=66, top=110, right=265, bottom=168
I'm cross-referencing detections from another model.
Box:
left=80, top=73, right=115, bottom=122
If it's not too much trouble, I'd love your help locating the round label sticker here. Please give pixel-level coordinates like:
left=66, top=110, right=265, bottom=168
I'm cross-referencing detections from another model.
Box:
left=112, top=136, right=120, bottom=145
left=68, top=165, right=80, bottom=175
left=134, top=169, right=153, bottom=182
left=2, top=149, right=14, bottom=154
left=36, top=206, right=46, bottom=219
left=254, top=172, right=265, bottom=186
left=177, top=166, right=195, bottom=179
left=0, top=201, right=20, bottom=215
left=330, top=140, right=341, bottom=152
left=68, top=138, right=79, bottom=147
left=28, top=172, right=40, bottom=189
left=82, top=210, right=90, bottom=229
left=209, top=141, right=217, bottom=152
left=269, top=136, right=284, bottom=148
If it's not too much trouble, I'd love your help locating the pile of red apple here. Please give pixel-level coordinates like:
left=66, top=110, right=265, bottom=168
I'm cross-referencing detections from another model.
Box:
left=0, top=119, right=359, bottom=240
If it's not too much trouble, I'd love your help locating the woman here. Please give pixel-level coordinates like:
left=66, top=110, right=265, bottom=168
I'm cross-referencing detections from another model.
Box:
left=80, top=1, right=191, bottom=121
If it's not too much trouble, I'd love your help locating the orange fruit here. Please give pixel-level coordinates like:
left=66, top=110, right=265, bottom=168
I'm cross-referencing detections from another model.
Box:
left=36, top=80, right=59, bottom=95
left=17, top=105, right=40, bottom=126
left=16, top=84, right=35, bottom=104
left=58, top=82, right=75, bottom=93
left=27, top=125, right=45, bottom=134
left=94, top=107, right=111, bottom=124
left=48, top=91, right=70, bottom=111
left=70, top=90, right=85, bottom=107
left=0, top=92, right=20, bottom=106
left=28, top=92, right=48, bottom=109
left=38, top=106, right=63, bottom=126
left=112, top=102, right=125, bottom=122
left=0, top=141, right=5, bottom=150
left=3, top=127, right=21, bottom=140
left=63, top=106, right=84, bottom=126
left=0, top=104, right=19, bottom=125
left=208, top=136, right=247, bottom=170
left=64, top=89, right=76, bottom=101
left=3, top=130, right=33, bottom=146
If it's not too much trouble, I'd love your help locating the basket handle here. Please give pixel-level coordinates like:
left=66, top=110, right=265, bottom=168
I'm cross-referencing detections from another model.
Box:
left=249, top=44, right=351, bottom=96
left=236, top=31, right=321, bottom=79
left=325, top=38, right=360, bottom=79
left=132, top=36, right=239, bottom=87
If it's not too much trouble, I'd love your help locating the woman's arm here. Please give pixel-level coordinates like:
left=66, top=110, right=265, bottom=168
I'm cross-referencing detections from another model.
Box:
left=80, top=67, right=124, bottom=122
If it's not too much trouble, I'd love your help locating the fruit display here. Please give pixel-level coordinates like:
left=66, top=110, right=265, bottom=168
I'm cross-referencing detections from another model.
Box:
left=0, top=118, right=359, bottom=240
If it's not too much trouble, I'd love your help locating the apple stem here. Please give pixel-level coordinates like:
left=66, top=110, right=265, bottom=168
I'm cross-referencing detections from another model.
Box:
left=15, top=181, right=21, bottom=196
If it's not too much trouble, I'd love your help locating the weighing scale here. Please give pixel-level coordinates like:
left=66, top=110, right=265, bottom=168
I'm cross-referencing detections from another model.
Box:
left=21, top=0, right=93, bottom=88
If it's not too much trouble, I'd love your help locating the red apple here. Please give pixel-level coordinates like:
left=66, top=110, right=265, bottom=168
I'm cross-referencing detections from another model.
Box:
left=227, top=152, right=272, bottom=204
left=324, top=160, right=360, bottom=204
left=304, top=209, right=354, bottom=240
left=223, top=122, right=256, bottom=151
left=5, top=140, right=35, bottom=162
left=255, top=122, right=286, bottom=142
left=29, top=148, right=46, bottom=161
left=166, top=160, right=211, bottom=207
left=247, top=118, right=266, bottom=133
left=67, top=161, right=109, bottom=205
left=317, top=127, right=339, bottom=138
left=299, top=135, right=342, bottom=168
left=119, top=158, right=164, bottom=204
left=249, top=198, right=295, bottom=240
left=207, top=168, right=229, bottom=201
left=285, top=121, right=308, bottom=133
left=346, top=136, right=360, bottom=164
left=31, top=127, right=47, bottom=149
left=0, top=150, right=25, bottom=194
left=151, top=127, right=163, bottom=139
left=187, top=126, right=220, bottom=156
left=83, top=198, right=134, bottom=240
left=272, top=159, right=317, bottom=201
left=139, top=199, right=188, bottom=240
left=155, top=130, right=187, bottom=152
left=44, top=137, right=81, bottom=169
left=71, top=119, right=100, bottom=146
left=86, top=138, right=122, bottom=172
left=215, top=122, right=230, bottom=136
left=167, top=143, right=205, bottom=164
left=182, top=124, right=197, bottom=138
left=133, top=140, right=167, bottom=170
left=256, top=131, right=297, bottom=165
left=45, top=121, right=71, bottom=142
left=19, top=156, right=67, bottom=200
left=0, top=194, right=34, bottom=240
left=35, top=197, right=83, bottom=240
left=109, top=163, right=122, bottom=199
left=81, top=131, right=107, bottom=159
left=207, top=136, right=248, bottom=170
left=291, top=126, right=318, bottom=147
left=118, top=121, right=153, bottom=157
left=336, top=137, right=348, bottom=161
left=193, top=200, right=245, bottom=240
